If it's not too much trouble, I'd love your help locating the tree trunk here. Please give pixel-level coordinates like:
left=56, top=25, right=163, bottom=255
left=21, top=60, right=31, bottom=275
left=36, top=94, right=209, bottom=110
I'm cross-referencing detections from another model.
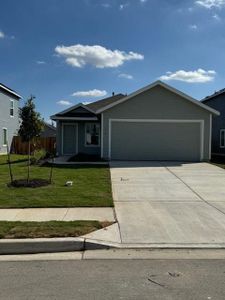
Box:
left=7, top=142, right=13, bottom=184
left=27, top=140, right=31, bottom=183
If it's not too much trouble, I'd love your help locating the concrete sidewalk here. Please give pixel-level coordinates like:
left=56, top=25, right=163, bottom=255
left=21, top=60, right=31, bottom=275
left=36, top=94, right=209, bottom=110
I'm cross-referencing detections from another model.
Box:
left=0, top=208, right=115, bottom=222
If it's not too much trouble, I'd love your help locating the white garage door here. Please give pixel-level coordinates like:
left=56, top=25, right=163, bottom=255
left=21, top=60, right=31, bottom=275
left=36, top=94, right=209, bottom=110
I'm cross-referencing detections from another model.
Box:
left=110, top=120, right=203, bottom=161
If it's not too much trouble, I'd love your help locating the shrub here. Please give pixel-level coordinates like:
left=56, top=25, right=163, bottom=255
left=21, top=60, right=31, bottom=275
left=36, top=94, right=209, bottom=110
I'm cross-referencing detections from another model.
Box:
left=31, top=149, right=47, bottom=165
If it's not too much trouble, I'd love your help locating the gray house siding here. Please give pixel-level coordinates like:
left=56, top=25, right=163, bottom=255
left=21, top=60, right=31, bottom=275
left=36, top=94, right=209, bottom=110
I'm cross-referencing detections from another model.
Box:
left=102, top=85, right=211, bottom=161
left=0, top=90, right=20, bottom=154
left=203, top=95, right=225, bottom=155
left=56, top=120, right=100, bottom=156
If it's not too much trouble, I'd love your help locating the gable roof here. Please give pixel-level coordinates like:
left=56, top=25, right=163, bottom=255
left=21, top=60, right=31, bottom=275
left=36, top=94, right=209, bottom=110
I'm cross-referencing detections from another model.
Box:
left=53, top=103, right=96, bottom=116
left=95, top=80, right=220, bottom=116
left=86, top=94, right=125, bottom=112
left=0, top=83, right=21, bottom=99
left=202, top=88, right=225, bottom=103
left=50, top=94, right=126, bottom=120
left=50, top=103, right=98, bottom=120
left=51, top=81, right=219, bottom=121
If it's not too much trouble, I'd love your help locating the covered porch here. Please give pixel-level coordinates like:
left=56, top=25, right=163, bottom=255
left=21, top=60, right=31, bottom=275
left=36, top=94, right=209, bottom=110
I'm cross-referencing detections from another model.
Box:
left=56, top=121, right=101, bottom=158
left=51, top=103, right=102, bottom=159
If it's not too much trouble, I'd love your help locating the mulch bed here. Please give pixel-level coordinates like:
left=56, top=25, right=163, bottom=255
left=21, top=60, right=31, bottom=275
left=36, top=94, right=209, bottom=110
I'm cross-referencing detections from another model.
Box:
left=9, top=179, right=51, bottom=188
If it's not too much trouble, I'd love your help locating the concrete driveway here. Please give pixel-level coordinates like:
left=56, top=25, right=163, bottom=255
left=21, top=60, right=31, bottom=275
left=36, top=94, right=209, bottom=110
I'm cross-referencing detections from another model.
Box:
left=110, top=161, right=225, bottom=246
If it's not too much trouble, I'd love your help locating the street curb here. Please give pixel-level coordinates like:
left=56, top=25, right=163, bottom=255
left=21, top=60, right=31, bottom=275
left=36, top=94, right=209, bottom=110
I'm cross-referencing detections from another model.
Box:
left=0, top=237, right=114, bottom=255
left=2, top=238, right=225, bottom=255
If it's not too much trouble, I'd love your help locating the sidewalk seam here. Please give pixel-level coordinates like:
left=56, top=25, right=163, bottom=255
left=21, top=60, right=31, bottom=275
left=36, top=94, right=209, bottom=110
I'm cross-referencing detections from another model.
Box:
left=62, top=208, right=70, bottom=221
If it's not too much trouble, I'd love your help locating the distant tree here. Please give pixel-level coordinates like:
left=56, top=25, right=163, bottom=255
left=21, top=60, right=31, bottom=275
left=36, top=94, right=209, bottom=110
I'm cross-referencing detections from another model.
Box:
left=18, top=95, right=44, bottom=182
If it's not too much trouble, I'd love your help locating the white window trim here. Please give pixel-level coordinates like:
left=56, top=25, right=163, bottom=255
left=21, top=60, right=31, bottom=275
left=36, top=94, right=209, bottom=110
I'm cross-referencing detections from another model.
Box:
left=10, top=99, right=14, bottom=118
left=2, top=127, right=8, bottom=147
left=220, top=129, right=225, bottom=148
left=84, top=123, right=100, bottom=148
left=61, top=123, right=78, bottom=155
left=108, top=119, right=204, bottom=161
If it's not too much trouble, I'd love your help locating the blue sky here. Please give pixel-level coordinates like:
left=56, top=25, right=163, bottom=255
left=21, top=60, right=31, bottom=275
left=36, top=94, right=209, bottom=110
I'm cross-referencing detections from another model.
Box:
left=0, top=0, right=225, bottom=121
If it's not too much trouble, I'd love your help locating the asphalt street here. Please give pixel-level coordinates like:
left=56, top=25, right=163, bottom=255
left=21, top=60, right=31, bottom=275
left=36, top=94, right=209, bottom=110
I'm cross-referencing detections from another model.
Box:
left=0, top=259, right=225, bottom=300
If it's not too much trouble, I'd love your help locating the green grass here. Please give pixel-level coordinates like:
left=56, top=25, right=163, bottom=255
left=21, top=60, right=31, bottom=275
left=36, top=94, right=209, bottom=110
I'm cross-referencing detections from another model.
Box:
left=0, top=155, right=113, bottom=208
left=0, top=220, right=110, bottom=239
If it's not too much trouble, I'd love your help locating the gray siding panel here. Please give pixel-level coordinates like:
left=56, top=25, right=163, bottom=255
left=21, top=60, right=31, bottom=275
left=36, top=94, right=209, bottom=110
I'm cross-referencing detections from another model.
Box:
left=0, top=91, right=20, bottom=154
left=102, top=85, right=211, bottom=161
left=203, top=95, right=225, bottom=155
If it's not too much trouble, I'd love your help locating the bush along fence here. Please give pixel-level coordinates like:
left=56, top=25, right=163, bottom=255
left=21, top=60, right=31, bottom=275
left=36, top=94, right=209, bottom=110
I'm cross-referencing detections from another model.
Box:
left=11, top=136, right=56, bottom=155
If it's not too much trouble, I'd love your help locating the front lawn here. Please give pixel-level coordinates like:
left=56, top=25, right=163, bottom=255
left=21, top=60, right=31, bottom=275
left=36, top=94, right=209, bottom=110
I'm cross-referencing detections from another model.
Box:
left=0, top=220, right=110, bottom=239
left=0, top=155, right=113, bottom=208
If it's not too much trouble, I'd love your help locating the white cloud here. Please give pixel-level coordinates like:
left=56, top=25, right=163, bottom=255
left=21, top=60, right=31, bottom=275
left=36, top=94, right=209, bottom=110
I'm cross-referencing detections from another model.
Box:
left=36, top=61, right=46, bottom=64
left=118, top=73, right=133, bottom=79
left=72, top=89, right=107, bottom=98
left=57, top=100, right=72, bottom=106
left=45, top=119, right=56, bottom=126
left=213, top=13, right=221, bottom=20
left=0, top=31, right=15, bottom=40
left=160, top=69, right=216, bottom=83
left=0, top=31, right=5, bottom=39
left=119, top=3, right=129, bottom=10
left=195, top=0, right=225, bottom=9
left=189, top=24, right=198, bottom=30
left=82, top=101, right=92, bottom=105
left=140, top=0, right=147, bottom=3
left=55, top=44, right=144, bottom=68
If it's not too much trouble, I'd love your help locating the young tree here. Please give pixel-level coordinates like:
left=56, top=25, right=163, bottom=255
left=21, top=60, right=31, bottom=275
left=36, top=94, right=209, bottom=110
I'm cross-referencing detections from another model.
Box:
left=18, top=95, right=44, bottom=183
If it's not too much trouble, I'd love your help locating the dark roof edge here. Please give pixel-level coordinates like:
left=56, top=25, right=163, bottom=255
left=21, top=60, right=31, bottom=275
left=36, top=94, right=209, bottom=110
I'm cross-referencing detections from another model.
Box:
left=202, top=88, right=225, bottom=103
left=0, top=83, right=21, bottom=99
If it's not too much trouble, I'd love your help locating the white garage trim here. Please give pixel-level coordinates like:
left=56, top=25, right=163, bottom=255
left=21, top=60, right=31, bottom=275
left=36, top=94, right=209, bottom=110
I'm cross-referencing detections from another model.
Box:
left=108, top=119, right=205, bottom=161
left=209, top=114, right=212, bottom=160
left=62, top=123, right=78, bottom=155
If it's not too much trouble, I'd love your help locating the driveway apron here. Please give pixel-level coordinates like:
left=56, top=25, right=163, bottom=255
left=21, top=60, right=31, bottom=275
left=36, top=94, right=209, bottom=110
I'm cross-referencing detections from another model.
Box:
left=110, top=161, right=225, bottom=245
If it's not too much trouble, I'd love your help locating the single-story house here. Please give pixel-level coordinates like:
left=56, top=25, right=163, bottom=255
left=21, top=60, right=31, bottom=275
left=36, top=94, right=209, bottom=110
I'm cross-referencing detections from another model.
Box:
left=51, top=81, right=219, bottom=161
left=202, top=88, right=225, bottom=156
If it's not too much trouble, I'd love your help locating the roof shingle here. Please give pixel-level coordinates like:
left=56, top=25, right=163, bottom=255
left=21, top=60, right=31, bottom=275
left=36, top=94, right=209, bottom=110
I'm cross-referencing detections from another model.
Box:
left=86, top=94, right=125, bottom=112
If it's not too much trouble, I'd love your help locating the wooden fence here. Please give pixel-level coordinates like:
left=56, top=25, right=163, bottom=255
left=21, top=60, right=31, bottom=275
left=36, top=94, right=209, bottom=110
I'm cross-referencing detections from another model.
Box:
left=11, top=136, right=56, bottom=155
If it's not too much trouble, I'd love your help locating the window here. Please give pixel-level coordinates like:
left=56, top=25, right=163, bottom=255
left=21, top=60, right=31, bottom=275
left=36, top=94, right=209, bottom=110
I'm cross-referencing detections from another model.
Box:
left=220, top=129, right=225, bottom=148
left=2, top=128, right=7, bottom=146
left=85, top=123, right=100, bottom=146
left=10, top=100, right=14, bottom=117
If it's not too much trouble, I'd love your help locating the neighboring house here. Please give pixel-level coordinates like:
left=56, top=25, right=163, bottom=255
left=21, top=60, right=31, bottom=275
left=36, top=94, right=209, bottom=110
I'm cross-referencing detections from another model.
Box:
left=0, top=83, right=21, bottom=154
left=202, top=89, right=225, bottom=156
left=40, top=122, right=56, bottom=138
left=51, top=81, right=219, bottom=161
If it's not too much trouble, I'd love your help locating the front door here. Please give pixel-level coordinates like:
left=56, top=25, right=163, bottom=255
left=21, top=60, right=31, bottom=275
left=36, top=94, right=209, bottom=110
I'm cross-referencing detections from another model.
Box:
left=62, top=124, right=78, bottom=155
